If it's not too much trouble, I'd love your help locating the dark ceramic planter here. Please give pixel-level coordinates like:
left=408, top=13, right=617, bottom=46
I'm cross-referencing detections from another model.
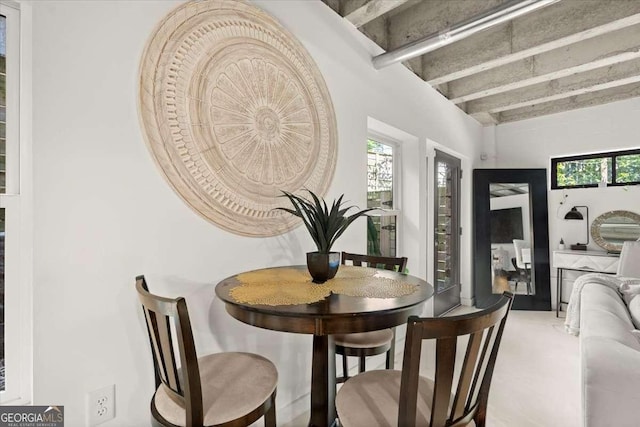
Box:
left=306, top=252, right=340, bottom=283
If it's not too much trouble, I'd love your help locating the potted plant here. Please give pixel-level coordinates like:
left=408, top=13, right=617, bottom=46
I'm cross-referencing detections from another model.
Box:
left=276, top=190, right=372, bottom=283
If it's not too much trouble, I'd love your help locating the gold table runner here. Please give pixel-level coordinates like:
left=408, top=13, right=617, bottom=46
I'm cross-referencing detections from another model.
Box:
left=230, top=266, right=418, bottom=306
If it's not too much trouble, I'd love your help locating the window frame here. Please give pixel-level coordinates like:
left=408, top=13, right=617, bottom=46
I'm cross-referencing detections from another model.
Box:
left=366, top=133, right=402, bottom=257
left=551, top=148, right=640, bottom=190
left=0, top=0, right=31, bottom=405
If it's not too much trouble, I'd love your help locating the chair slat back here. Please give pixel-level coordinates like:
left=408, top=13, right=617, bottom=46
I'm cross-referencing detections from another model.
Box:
left=136, top=276, right=203, bottom=426
left=144, top=306, right=181, bottom=392
left=431, top=337, right=457, bottom=425
left=341, top=251, right=408, bottom=272
left=398, top=293, right=513, bottom=427
left=451, top=330, right=483, bottom=420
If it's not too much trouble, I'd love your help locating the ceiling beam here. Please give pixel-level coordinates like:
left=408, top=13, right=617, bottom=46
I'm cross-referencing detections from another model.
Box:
left=470, top=111, right=499, bottom=126
left=422, top=0, right=640, bottom=85
left=447, top=23, right=640, bottom=103
left=344, top=0, right=411, bottom=28
left=496, top=81, right=640, bottom=123
left=466, top=57, right=640, bottom=114
left=385, top=0, right=507, bottom=53
left=372, top=0, right=558, bottom=70
left=383, top=0, right=508, bottom=79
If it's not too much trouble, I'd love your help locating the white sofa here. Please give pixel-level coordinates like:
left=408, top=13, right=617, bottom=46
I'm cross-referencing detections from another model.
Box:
left=580, top=282, right=640, bottom=427
left=579, top=241, right=640, bottom=427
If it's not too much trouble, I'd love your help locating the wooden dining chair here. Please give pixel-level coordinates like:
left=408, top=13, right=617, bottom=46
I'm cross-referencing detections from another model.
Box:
left=135, top=275, right=278, bottom=427
left=336, top=292, right=514, bottom=427
left=334, top=252, right=408, bottom=383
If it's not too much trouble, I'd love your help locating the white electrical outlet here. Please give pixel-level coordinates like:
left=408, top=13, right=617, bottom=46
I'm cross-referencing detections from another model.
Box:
left=87, top=384, right=115, bottom=426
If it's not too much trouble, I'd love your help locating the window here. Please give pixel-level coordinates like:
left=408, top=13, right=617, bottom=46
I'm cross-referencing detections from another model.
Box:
left=0, top=1, right=26, bottom=403
left=552, top=149, right=640, bottom=189
left=367, top=138, right=400, bottom=257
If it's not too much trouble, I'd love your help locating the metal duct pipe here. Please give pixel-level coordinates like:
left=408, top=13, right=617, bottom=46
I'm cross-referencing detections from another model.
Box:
left=372, top=0, right=560, bottom=70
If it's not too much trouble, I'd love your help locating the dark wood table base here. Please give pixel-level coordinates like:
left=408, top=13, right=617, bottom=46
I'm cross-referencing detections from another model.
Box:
left=310, top=335, right=336, bottom=427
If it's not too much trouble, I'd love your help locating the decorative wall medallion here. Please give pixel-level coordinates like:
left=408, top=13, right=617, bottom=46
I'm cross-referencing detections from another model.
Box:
left=138, top=0, right=337, bottom=236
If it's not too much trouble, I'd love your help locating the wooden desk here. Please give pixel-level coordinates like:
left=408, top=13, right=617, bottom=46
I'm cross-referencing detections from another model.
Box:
left=215, top=265, right=433, bottom=427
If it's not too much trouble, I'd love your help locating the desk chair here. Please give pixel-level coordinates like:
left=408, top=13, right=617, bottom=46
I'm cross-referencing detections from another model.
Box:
left=512, top=239, right=532, bottom=295
left=334, top=252, right=408, bottom=383
left=336, top=292, right=513, bottom=427
left=136, top=276, right=277, bottom=427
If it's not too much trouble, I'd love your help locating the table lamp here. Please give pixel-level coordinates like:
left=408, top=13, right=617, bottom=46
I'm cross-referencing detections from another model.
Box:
left=564, top=206, right=589, bottom=250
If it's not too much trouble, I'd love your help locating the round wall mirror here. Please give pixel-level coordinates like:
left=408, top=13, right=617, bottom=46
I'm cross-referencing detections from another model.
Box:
left=591, top=210, right=640, bottom=253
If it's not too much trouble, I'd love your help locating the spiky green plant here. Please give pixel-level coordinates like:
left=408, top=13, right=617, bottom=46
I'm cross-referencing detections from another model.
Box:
left=276, top=190, right=373, bottom=254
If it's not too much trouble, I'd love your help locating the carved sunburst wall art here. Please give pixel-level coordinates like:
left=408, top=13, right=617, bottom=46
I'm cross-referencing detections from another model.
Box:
left=138, top=0, right=337, bottom=237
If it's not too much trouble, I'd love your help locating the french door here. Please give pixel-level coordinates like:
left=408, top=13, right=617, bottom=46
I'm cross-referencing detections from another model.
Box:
left=433, top=150, right=461, bottom=316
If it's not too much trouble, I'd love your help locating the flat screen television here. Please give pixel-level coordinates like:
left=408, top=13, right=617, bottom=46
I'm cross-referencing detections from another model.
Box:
left=490, top=207, right=524, bottom=243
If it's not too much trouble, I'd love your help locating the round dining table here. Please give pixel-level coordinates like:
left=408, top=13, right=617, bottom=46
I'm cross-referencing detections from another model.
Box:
left=215, top=265, right=434, bottom=427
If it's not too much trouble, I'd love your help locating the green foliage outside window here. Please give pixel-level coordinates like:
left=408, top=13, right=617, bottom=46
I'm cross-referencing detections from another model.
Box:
left=556, top=158, right=612, bottom=187
left=553, top=150, right=640, bottom=189
left=616, top=154, right=640, bottom=183
left=367, top=139, right=396, bottom=257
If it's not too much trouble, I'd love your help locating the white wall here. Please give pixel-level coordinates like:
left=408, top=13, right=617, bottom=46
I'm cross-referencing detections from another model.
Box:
left=30, top=1, right=482, bottom=424
left=488, top=97, right=640, bottom=307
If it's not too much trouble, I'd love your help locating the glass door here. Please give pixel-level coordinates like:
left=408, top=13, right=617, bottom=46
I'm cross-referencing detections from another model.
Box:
left=434, top=150, right=461, bottom=316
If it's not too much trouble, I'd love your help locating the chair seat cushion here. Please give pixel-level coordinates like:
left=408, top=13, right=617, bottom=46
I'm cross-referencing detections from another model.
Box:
left=336, top=370, right=444, bottom=426
left=334, top=329, right=394, bottom=348
left=153, top=352, right=277, bottom=426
